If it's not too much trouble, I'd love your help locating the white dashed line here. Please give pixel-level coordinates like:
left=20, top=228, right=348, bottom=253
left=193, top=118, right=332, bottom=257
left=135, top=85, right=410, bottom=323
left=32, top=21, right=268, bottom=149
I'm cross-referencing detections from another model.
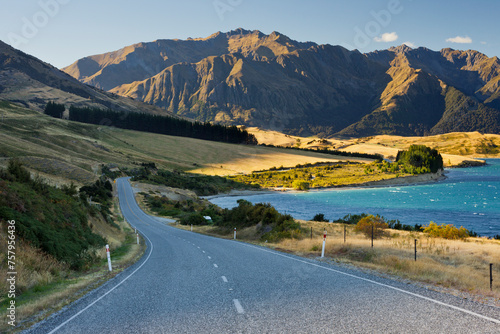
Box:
left=213, top=264, right=218, bottom=268
left=233, top=299, right=245, bottom=314
left=221, top=276, right=228, bottom=283
left=202, top=251, right=205, bottom=253
left=208, top=256, right=211, bottom=259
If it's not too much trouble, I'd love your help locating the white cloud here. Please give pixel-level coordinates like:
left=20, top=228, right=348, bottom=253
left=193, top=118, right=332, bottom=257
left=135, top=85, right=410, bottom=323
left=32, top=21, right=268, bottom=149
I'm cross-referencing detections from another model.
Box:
left=374, top=32, right=398, bottom=43
left=446, top=36, right=472, bottom=44
left=403, top=41, right=415, bottom=48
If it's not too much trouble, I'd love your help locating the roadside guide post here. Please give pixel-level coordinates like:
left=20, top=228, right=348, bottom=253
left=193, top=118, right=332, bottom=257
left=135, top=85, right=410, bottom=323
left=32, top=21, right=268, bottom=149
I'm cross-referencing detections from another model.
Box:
left=137, top=233, right=140, bottom=245
left=106, top=244, right=112, bottom=271
left=234, top=228, right=237, bottom=240
left=321, top=229, right=327, bottom=258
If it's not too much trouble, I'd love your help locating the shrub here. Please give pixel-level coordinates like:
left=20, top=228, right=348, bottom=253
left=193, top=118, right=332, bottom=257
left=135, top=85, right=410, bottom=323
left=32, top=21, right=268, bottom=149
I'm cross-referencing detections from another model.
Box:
left=180, top=212, right=207, bottom=226
left=312, top=213, right=329, bottom=222
left=423, top=222, right=469, bottom=240
left=354, top=215, right=388, bottom=239
left=292, top=180, right=310, bottom=190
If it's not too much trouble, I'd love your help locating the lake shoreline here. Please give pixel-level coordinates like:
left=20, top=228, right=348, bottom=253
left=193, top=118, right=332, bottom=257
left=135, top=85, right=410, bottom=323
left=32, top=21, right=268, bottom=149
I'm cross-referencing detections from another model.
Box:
left=205, top=170, right=447, bottom=199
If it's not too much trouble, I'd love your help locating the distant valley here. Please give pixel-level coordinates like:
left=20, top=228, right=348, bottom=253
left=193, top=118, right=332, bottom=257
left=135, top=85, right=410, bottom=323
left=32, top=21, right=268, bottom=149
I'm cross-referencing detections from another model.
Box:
left=62, top=28, right=500, bottom=137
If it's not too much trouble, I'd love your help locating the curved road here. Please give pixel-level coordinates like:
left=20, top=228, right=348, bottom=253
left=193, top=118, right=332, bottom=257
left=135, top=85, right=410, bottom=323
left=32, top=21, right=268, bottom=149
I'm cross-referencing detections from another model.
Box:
left=26, top=177, right=500, bottom=333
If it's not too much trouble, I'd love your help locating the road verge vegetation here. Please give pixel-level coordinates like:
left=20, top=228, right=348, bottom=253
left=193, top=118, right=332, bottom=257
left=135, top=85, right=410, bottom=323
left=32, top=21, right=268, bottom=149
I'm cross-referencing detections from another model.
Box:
left=0, top=161, right=145, bottom=332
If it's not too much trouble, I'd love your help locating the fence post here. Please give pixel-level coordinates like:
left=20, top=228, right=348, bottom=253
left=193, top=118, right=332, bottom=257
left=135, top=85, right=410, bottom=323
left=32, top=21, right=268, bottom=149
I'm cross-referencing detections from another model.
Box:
left=321, top=229, right=327, bottom=258
left=414, top=239, right=417, bottom=261
left=371, top=224, right=374, bottom=248
left=106, top=244, right=112, bottom=272
left=491, top=263, right=493, bottom=291
left=344, top=225, right=346, bottom=243
left=310, top=227, right=313, bottom=239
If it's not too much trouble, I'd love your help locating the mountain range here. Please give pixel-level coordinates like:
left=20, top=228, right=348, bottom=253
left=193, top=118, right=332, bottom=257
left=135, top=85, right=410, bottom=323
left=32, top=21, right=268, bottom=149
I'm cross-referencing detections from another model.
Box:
left=2, top=29, right=500, bottom=138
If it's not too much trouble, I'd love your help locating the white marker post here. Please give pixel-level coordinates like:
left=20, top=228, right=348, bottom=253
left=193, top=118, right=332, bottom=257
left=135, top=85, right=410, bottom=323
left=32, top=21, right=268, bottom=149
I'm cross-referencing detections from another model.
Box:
left=106, top=244, right=112, bottom=271
left=191, top=224, right=193, bottom=232
left=321, top=229, right=327, bottom=258
left=234, top=228, right=236, bottom=240
left=136, top=233, right=140, bottom=245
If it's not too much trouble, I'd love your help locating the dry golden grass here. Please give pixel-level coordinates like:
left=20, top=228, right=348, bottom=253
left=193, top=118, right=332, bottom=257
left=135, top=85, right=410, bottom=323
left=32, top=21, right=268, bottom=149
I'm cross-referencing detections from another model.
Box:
left=248, top=128, right=498, bottom=168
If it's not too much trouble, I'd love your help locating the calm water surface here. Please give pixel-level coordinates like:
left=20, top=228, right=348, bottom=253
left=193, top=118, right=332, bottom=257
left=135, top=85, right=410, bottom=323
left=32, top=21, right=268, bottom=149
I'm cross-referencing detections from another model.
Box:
left=209, top=159, right=500, bottom=237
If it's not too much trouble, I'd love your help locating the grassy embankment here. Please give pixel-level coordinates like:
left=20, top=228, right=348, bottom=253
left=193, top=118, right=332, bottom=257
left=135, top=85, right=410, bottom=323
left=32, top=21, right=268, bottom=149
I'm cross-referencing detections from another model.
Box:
left=0, top=161, right=145, bottom=332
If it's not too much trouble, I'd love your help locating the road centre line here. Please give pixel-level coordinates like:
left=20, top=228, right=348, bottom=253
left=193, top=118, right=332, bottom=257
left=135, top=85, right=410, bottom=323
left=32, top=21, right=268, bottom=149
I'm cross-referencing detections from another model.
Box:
left=214, top=264, right=218, bottom=268
left=221, top=276, right=228, bottom=283
left=233, top=299, right=245, bottom=314
left=239, top=242, right=500, bottom=324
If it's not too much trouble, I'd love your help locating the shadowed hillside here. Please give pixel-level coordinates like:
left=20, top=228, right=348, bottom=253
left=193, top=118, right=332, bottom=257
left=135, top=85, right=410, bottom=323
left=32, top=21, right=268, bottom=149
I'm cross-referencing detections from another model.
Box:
left=63, top=30, right=500, bottom=137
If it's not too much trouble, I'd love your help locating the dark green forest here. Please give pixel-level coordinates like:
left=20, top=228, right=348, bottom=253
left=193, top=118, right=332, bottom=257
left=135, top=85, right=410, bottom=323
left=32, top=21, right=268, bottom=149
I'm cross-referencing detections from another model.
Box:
left=59, top=104, right=257, bottom=145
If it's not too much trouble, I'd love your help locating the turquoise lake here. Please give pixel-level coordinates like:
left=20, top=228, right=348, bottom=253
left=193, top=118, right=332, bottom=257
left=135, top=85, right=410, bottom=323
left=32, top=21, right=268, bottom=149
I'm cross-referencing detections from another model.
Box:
left=209, top=159, right=500, bottom=237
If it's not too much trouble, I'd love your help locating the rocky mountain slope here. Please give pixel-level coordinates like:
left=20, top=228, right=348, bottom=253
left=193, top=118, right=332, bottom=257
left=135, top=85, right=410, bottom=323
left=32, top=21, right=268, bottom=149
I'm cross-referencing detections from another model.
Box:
left=0, top=40, right=176, bottom=115
left=60, top=30, right=500, bottom=136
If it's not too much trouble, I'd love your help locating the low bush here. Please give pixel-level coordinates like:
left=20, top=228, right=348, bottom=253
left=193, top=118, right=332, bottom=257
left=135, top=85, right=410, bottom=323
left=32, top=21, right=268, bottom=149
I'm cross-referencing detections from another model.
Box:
left=292, top=180, right=310, bottom=190
left=312, top=213, right=329, bottom=222
left=354, top=215, right=388, bottom=239
left=180, top=212, right=207, bottom=226
left=423, top=222, right=470, bottom=240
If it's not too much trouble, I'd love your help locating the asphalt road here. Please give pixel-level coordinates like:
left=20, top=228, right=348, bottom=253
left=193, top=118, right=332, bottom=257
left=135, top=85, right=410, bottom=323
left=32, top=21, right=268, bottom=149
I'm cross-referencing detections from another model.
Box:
left=25, top=177, right=500, bottom=333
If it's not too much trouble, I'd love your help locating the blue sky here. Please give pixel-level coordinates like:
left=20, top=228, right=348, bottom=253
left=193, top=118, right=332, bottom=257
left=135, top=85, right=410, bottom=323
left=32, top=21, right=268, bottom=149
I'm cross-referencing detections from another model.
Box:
left=0, top=0, right=498, bottom=68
